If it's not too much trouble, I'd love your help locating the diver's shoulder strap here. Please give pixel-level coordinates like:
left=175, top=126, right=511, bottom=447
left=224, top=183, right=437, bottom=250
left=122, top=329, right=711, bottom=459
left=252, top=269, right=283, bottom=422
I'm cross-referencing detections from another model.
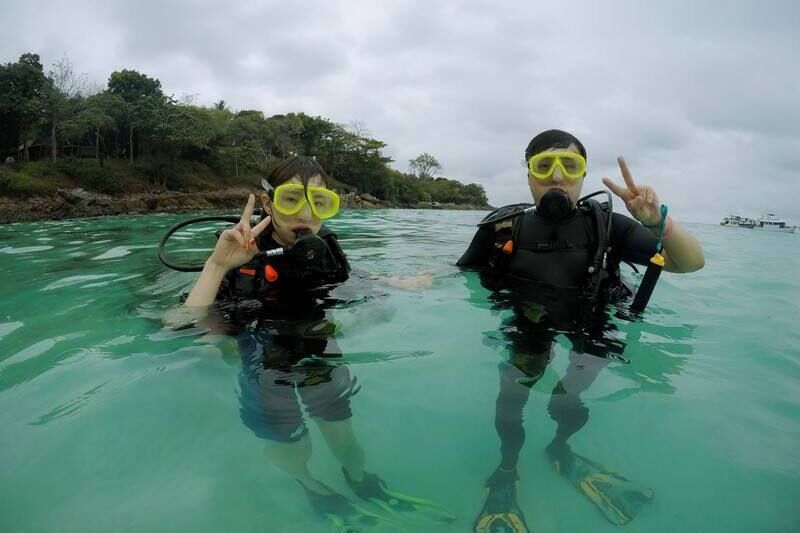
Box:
left=478, top=203, right=534, bottom=228
left=577, top=196, right=615, bottom=305
left=484, top=210, right=526, bottom=269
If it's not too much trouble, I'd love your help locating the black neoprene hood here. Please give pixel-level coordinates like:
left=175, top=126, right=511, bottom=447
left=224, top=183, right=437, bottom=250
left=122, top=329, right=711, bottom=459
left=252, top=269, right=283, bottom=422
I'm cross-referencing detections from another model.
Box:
left=524, top=129, right=587, bottom=162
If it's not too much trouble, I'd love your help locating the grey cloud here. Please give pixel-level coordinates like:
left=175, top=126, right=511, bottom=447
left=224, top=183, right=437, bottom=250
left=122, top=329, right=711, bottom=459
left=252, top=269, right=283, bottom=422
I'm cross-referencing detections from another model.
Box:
left=3, top=0, right=799, bottom=222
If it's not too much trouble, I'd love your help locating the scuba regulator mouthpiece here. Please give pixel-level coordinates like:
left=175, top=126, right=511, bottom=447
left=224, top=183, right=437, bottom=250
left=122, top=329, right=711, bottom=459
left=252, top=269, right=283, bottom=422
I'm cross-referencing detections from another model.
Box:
left=537, top=189, right=574, bottom=222
left=260, top=228, right=326, bottom=266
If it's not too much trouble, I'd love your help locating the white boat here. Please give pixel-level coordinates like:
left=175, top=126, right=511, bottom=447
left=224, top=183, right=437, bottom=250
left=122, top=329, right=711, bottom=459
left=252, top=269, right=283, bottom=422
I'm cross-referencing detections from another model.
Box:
left=754, top=214, right=797, bottom=233
left=720, top=214, right=797, bottom=232
left=720, top=215, right=755, bottom=228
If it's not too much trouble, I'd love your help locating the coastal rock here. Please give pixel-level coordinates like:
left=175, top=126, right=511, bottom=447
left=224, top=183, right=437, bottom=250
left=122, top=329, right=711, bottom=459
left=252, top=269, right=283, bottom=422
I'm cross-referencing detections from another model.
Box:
left=1, top=187, right=489, bottom=223
left=361, top=193, right=380, bottom=203
left=57, top=188, right=108, bottom=204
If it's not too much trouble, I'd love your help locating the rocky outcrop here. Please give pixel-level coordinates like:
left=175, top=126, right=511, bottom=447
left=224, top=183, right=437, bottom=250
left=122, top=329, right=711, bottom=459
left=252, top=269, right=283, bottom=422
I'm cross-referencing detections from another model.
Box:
left=0, top=188, right=489, bottom=224
left=340, top=191, right=381, bottom=208
left=0, top=188, right=252, bottom=223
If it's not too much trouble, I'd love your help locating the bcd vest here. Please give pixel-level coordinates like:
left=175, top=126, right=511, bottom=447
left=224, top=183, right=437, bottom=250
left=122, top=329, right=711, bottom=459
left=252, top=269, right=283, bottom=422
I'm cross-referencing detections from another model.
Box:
left=224, top=226, right=351, bottom=300
left=488, top=202, right=624, bottom=303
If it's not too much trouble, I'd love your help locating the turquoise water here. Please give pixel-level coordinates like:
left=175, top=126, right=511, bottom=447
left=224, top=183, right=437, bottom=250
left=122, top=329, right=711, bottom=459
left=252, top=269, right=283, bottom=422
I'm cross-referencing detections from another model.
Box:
left=1, top=209, right=798, bottom=533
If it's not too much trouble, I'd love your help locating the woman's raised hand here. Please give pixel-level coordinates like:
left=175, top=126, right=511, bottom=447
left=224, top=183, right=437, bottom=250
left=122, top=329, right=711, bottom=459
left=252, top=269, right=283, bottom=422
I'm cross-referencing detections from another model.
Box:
left=208, top=194, right=272, bottom=271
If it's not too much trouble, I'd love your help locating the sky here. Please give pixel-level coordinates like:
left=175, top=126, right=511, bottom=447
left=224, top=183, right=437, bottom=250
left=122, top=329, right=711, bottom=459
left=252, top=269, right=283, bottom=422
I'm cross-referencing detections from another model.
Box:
left=3, top=0, right=799, bottom=223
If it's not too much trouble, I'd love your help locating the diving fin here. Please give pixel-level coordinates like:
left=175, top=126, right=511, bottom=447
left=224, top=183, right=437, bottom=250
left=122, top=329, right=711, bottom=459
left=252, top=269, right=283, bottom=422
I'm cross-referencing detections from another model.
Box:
left=473, top=467, right=530, bottom=533
left=301, top=481, right=406, bottom=532
left=343, top=468, right=457, bottom=525
left=546, top=444, right=654, bottom=525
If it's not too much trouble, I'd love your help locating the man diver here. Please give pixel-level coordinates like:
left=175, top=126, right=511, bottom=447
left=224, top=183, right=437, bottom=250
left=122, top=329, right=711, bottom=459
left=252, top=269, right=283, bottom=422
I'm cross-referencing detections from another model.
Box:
left=458, top=129, right=704, bottom=532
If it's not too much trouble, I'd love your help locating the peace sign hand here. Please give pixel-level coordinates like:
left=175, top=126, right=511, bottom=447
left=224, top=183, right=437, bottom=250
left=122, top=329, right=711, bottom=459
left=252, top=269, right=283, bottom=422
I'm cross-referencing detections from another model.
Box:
left=602, top=157, right=662, bottom=226
left=208, top=194, right=272, bottom=271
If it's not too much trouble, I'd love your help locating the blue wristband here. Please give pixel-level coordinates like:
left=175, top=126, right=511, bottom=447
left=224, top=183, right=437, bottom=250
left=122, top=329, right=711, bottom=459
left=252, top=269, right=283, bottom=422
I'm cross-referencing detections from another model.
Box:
left=646, top=204, right=669, bottom=250
left=642, top=209, right=666, bottom=228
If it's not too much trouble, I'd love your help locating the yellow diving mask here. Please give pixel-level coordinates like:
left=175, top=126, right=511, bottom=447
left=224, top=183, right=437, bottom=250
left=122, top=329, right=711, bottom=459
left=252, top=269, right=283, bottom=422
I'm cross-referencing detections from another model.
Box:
left=262, top=180, right=341, bottom=219
left=528, top=152, right=586, bottom=180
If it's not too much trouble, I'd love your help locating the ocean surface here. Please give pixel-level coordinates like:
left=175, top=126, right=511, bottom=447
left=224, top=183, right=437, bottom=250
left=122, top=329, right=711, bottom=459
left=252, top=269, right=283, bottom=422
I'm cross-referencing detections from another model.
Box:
left=1, top=209, right=798, bottom=533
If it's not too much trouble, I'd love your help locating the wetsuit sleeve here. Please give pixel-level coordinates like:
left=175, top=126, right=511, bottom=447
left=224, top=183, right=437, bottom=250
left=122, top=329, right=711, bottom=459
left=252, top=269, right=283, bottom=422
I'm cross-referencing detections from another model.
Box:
left=610, top=213, right=659, bottom=266
left=178, top=274, right=231, bottom=304
left=457, top=225, right=495, bottom=267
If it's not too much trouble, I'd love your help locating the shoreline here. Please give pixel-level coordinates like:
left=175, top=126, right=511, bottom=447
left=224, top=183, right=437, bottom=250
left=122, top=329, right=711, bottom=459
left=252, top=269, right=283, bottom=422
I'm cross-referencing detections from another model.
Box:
left=0, top=188, right=490, bottom=224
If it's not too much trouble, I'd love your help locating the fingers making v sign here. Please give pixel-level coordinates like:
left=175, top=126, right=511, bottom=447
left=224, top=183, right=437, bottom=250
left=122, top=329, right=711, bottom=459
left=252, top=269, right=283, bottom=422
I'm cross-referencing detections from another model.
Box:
left=602, top=157, right=662, bottom=227
left=210, top=194, right=272, bottom=271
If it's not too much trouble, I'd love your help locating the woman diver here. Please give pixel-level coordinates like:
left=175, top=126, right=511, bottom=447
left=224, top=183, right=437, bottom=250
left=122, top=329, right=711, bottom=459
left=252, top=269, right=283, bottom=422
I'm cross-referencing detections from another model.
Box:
left=181, top=156, right=453, bottom=531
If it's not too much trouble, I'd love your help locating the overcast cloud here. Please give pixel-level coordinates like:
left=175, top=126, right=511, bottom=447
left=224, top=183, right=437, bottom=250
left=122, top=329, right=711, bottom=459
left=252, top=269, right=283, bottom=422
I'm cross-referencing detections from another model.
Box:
left=4, top=0, right=799, bottom=222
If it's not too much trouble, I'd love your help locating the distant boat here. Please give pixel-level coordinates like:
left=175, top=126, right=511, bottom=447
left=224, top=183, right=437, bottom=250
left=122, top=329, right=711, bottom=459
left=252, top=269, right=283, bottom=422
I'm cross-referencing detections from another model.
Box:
left=720, top=214, right=797, bottom=233
left=754, top=213, right=797, bottom=233
left=720, top=215, right=755, bottom=228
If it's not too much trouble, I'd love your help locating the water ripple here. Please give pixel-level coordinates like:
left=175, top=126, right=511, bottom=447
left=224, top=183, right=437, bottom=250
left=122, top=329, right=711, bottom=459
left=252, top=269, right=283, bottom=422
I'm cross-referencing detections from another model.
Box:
left=0, top=245, right=54, bottom=254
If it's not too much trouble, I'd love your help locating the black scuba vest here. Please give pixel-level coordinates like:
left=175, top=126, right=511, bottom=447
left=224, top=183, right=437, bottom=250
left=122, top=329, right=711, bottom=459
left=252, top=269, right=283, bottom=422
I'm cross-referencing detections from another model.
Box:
left=487, top=203, right=622, bottom=297
left=223, top=226, right=351, bottom=301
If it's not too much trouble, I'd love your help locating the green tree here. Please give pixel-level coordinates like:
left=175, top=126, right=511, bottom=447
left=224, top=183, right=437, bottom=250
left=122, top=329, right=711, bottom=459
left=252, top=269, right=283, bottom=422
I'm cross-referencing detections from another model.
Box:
left=335, top=134, right=394, bottom=196
left=220, top=110, right=276, bottom=176
left=42, top=57, right=87, bottom=161
left=296, top=114, right=340, bottom=163
left=462, top=183, right=489, bottom=205
left=197, top=105, right=233, bottom=144
left=61, top=91, right=124, bottom=166
left=107, top=69, right=164, bottom=164
left=394, top=173, right=423, bottom=203
left=149, top=104, right=215, bottom=187
left=107, top=69, right=162, bottom=102
left=0, top=54, right=47, bottom=161
left=409, top=152, right=442, bottom=179
left=304, top=118, right=355, bottom=180
left=271, top=113, right=304, bottom=158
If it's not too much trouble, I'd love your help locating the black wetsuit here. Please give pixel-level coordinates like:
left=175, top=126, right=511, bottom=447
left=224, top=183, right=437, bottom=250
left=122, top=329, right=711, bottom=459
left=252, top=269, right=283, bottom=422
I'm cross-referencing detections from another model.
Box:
left=214, top=227, right=355, bottom=443
left=458, top=205, right=658, bottom=469
left=458, top=207, right=657, bottom=338
left=458, top=208, right=656, bottom=289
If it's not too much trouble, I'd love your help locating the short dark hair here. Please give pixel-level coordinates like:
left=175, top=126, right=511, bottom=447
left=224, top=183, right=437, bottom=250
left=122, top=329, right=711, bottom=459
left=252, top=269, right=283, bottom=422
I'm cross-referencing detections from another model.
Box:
left=524, top=129, right=587, bottom=162
left=265, top=156, right=330, bottom=188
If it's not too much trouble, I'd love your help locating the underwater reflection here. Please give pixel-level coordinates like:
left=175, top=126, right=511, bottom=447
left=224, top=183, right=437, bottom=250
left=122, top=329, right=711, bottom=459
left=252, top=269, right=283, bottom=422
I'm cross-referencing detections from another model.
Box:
left=184, top=280, right=455, bottom=532
left=461, top=271, right=685, bottom=531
